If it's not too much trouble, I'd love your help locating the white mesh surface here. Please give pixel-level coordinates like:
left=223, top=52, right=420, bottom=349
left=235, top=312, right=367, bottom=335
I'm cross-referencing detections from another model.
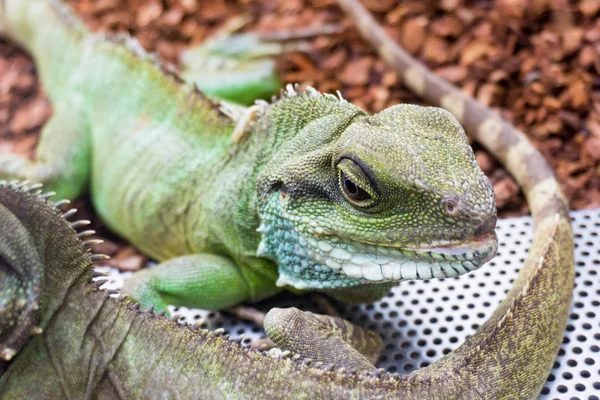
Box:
left=95, top=209, right=600, bottom=399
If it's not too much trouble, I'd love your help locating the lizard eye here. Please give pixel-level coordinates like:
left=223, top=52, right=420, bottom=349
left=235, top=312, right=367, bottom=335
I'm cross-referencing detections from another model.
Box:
left=341, top=172, right=371, bottom=202
left=336, top=157, right=376, bottom=207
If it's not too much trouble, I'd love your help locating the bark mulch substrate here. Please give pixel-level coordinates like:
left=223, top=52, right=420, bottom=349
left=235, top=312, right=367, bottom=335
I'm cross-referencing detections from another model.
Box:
left=0, top=0, right=598, bottom=269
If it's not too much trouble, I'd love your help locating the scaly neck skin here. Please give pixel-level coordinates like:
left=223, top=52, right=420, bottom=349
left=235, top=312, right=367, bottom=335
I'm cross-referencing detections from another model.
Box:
left=204, top=91, right=364, bottom=268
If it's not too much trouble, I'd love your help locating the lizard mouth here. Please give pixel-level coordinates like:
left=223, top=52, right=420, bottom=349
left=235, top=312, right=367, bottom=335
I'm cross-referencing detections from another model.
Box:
left=309, top=232, right=498, bottom=282
left=404, top=232, right=498, bottom=264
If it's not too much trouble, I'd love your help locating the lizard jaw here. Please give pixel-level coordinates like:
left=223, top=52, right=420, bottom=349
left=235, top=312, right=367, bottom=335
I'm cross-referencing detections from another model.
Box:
left=258, top=194, right=497, bottom=290
left=403, top=233, right=498, bottom=263
left=307, top=232, right=498, bottom=283
left=260, top=211, right=497, bottom=290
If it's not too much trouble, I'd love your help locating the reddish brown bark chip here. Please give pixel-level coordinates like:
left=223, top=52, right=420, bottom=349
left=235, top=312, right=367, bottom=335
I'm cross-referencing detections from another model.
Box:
left=104, top=246, right=148, bottom=272
left=10, top=98, right=51, bottom=133
left=494, top=177, right=521, bottom=209
left=340, top=57, right=373, bottom=86
left=583, top=137, right=600, bottom=162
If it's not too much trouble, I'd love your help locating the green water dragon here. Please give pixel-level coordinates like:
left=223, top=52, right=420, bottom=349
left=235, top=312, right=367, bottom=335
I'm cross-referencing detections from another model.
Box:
left=0, top=0, right=497, bottom=312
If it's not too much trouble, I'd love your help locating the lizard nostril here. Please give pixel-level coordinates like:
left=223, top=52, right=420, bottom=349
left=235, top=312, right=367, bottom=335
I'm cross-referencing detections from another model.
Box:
left=442, top=196, right=460, bottom=216
left=474, top=215, right=497, bottom=236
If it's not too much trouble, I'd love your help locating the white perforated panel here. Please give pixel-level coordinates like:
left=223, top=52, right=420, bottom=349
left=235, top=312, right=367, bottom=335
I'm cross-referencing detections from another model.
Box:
left=95, top=209, right=600, bottom=399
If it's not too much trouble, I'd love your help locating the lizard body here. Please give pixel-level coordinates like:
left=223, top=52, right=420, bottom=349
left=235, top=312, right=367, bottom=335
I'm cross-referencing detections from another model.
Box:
left=0, top=0, right=497, bottom=311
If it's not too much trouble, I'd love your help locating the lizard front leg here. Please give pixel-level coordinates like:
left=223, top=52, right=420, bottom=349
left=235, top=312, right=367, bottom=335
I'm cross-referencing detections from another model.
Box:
left=0, top=101, right=90, bottom=201
left=121, top=253, right=278, bottom=312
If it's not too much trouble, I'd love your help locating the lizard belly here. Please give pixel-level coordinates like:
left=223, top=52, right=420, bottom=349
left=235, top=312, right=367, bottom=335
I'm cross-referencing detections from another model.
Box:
left=89, top=122, right=220, bottom=261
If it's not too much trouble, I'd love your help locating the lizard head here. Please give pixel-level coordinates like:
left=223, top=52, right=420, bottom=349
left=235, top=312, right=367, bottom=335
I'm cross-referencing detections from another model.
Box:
left=257, top=100, right=497, bottom=291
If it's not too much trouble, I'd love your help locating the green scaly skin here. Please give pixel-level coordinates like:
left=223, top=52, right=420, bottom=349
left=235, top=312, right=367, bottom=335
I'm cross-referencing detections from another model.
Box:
left=179, top=30, right=284, bottom=105
left=0, top=0, right=497, bottom=312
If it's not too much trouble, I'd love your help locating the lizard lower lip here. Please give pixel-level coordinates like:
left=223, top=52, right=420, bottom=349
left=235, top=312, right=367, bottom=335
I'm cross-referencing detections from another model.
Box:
left=415, top=232, right=498, bottom=261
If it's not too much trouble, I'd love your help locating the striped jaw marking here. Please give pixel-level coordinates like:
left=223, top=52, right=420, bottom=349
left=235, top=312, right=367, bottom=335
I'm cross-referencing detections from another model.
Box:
left=311, top=232, right=498, bottom=282
left=257, top=196, right=497, bottom=290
